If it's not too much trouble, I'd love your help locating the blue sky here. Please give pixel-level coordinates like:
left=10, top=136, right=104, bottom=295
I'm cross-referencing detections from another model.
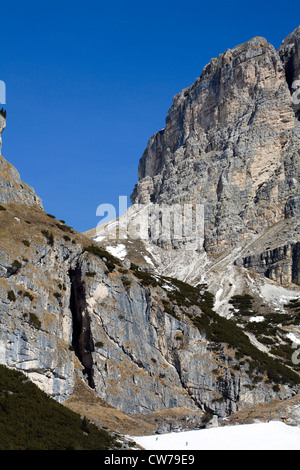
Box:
left=1, top=0, right=299, bottom=232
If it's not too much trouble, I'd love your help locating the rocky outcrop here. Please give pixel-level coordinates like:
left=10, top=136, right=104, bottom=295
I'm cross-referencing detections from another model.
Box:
left=237, top=243, right=296, bottom=285
left=231, top=217, right=300, bottom=286
left=279, top=25, right=300, bottom=119
left=0, top=116, right=42, bottom=208
left=237, top=241, right=300, bottom=286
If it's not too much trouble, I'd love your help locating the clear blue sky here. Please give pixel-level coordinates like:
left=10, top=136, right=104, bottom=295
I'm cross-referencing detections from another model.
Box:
left=1, top=0, right=299, bottom=232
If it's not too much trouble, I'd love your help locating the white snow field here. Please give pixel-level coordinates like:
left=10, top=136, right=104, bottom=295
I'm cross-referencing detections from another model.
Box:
left=134, top=421, right=300, bottom=450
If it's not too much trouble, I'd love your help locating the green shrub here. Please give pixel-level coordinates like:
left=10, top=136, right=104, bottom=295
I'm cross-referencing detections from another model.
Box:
left=162, top=299, right=174, bottom=315
left=7, top=290, right=16, bottom=302
left=41, top=230, right=54, bottom=246
left=119, top=268, right=128, bottom=274
left=133, top=270, right=158, bottom=287
left=105, top=260, right=116, bottom=272
left=122, top=277, right=132, bottom=289
left=194, top=309, right=300, bottom=384
left=162, top=277, right=213, bottom=309
left=23, top=291, right=34, bottom=301
left=12, top=260, right=22, bottom=270
left=86, top=271, right=96, bottom=277
left=56, top=223, right=73, bottom=233
left=28, top=313, right=41, bottom=329
left=229, top=294, right=253, bottom=315
left=285, top=298, right=300, bottom=309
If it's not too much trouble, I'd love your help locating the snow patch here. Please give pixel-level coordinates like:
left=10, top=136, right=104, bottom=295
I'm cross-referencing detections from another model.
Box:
left=161, top=283, right=176, bottom=292
left=94, top=235, right=105, bottom=242
left=106, top=244, right=127, bottom=260
left=260, top=284, right=300, bottom=309
left=249, top=316, right=265, bottom=323
left=133, top=421, right=300, bottom=450
left=286, top=332, right=300, bottom=345
left=144, top=255, right=154, bottom=267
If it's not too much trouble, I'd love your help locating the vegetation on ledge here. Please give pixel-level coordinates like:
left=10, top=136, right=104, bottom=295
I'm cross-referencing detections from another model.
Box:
left=158, top=276, right=300, bottom=387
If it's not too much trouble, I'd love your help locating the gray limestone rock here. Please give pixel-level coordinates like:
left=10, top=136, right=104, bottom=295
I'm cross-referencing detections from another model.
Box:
left=1, top=27, right=300, bottom=426
left=131, top=29, right=300, bottom=259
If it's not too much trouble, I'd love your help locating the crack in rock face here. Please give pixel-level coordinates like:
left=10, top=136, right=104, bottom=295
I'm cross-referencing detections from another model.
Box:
left=69, top=265, right=95, bottom=389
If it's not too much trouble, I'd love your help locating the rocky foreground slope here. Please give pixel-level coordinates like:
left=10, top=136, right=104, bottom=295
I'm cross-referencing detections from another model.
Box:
left=1, top=27, right=300, bottom=435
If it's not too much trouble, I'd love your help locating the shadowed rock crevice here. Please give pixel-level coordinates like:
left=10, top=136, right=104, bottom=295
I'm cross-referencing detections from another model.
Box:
left=69, top=264, right=95, bottom=389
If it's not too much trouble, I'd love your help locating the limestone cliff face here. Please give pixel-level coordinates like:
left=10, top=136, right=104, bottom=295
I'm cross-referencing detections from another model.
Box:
left=131, top=29, right=300, bottom=258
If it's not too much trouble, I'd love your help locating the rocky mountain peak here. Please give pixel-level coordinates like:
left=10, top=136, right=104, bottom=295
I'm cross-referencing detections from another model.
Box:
left=130, top=26, right=300, bottom=257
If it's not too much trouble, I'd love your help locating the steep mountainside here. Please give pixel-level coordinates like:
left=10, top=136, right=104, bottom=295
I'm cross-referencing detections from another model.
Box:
left=1, top=26, right=300, bottom=437
left=3, top=185, right=298, bottom=421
